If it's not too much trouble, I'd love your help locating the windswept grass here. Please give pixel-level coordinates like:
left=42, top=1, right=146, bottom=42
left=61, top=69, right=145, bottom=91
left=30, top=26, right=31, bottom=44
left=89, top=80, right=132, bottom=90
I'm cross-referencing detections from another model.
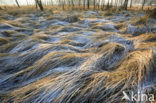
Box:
left=133, top=8, right=156, bottom=26
left=146, top=8, right=156, bottom=19
left=0, top=7, right=156, bottom=103
left=2, top=49, right=155, bottom=103
left=133, top=15, right=149, bottom=25
left=0, top=6, right=37, bottom=16
left=0, top=20, right=25, bottom=28
left=0, top=37, right=8, bottom=44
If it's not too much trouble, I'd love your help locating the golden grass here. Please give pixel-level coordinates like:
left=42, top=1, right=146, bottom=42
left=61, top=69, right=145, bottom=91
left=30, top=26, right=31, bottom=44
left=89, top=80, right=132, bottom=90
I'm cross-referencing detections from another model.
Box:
left=0, top=6, right=37, bottom=16
left=0, top=5, right=156, bottom=103
left=0, top=53, right=11, bottom=57
left=0, top=5, right=155, bottom=17
left=0, top=37, right=8, bottom=44
left=0, top=40, right=21, bottom=53
left=146, top=8, right=156, bottom=19
left=132, top=8, right=156, bottom=26
left=115, top=22, right=125, bottom=29
left=0, top=20, right=25, bottom=28
left=59, top=39, right=71, bottom=44
left=48, top=25, right=61, bottom=30
left=2, top=47, right=155, bottom=102
left=5, top=76, right=54, bottom=103
left=133, top=15, right=149, bottom=25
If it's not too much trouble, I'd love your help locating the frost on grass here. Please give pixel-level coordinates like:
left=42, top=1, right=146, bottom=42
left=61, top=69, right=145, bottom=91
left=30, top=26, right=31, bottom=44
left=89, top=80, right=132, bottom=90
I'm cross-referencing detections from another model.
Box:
left=0, top=10, right=156, bottom=103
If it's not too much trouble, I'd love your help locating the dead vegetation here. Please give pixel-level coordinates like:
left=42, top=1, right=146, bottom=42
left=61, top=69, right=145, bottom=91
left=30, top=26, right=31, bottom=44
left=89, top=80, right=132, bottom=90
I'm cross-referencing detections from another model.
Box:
left=146, top=8, right=156, bottom=19
left=0, top=6, right=156, bottom=103
left=132, top=8, right=156, bottom=26
left=0, top=6, right=37, bottom=16
left=133, top=16, right=149, bottom=25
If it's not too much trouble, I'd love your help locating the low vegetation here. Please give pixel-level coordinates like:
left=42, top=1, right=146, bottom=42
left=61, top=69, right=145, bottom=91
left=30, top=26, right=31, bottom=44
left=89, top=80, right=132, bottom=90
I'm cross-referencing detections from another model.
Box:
left=0, top=0, right=156, bottom=103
